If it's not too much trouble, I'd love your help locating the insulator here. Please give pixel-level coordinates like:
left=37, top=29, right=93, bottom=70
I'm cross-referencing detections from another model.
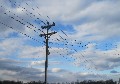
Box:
left=48, top=51, right=50, bottom=55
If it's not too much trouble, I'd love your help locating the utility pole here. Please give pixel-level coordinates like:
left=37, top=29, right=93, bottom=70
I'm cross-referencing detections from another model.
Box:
left=40, top=21, right=57, bottom=84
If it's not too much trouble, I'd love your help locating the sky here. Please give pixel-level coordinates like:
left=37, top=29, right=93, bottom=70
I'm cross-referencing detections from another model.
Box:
left=0, top=0, right=120, bottom=83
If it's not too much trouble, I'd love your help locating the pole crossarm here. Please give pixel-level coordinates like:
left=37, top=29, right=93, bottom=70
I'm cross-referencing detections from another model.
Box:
left=40, top=31, right=57, bottom=38
left=41, top=22, right=55, bottom=30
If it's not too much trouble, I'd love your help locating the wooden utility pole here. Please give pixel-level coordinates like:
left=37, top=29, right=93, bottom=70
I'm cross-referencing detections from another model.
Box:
left=40, top=21, right=56, bottom=84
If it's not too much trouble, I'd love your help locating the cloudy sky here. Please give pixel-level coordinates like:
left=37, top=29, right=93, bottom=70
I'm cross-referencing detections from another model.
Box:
left=0, top=0, right=120, bottom=83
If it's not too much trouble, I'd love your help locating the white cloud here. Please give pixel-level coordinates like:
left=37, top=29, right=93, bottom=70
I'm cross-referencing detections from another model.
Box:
left=71, top=42, right=120, bottom=71
left=51, top=68, right=63, bottom=73
left=19, top=46, right=45, bottom=58
left=31, top=60, right=45, bottom=66
left=1, top=0, right=120, bottom=41
left=0, top=38, right=23, bottom=57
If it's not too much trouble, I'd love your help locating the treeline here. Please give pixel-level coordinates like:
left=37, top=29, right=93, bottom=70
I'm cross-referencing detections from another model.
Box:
left=74, top=79, right=117, bottom=84
left=0, top=79, right=117, bottom=84
left=0, top=80, right=43, bottom=84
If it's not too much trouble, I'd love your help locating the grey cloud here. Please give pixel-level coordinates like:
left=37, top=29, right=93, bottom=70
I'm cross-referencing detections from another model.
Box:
left=110, top=70, right=119, bottom=73
left=0, top=58, right=105, bottom=82
left=0, top=58, right=45, bottom=82
left=88, top=58, right=120, bottom=71
left=73, top=48, right=120, bottom=71
left=0, top=58, right=24, bottom=72
left=0, top=58, right=71, bottom=82
left=107, top=57, right=120, bottom=63
left=0, top=58, right=116, bottom=82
